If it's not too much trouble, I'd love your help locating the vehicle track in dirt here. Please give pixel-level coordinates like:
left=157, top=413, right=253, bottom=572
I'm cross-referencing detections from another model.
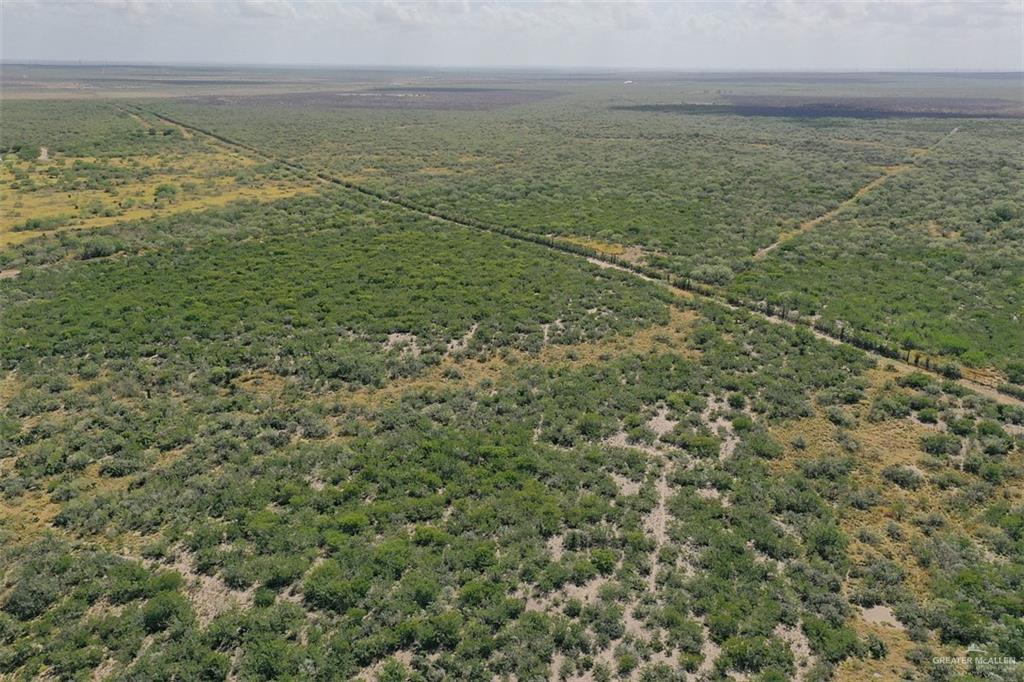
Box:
left=752, top=126, right=959, bottom=261
left=129, top=106, right=1020, bottom=407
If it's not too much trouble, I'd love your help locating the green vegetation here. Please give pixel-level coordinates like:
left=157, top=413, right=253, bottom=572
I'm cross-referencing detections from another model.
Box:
left=1, top=66, right=1022, bottom=681
left=729, top=122, right=1024, bottom=373
left=150, top=75, right=1023, bottom=380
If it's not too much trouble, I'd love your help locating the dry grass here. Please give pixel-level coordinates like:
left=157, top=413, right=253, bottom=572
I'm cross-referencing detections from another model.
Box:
left=0, top=488, right=61, bottom=540
left=0, top=148, right=314, bottom=247
left=0, top=371, right=20, bottom=408
left=769, top=367, right=943, bottom=598
left=556, top=235, right=655, bottom=268
left=556, top=236, right=628, bottom=256
left=835, top=618, right=918, bottom=682
left=0, top=438, right=138, bottom=547
left=337, top=305, right=699, bottom=410
left=236, top=369, right=291, bottom=396
left=769, top=362, right=1024, bottom=677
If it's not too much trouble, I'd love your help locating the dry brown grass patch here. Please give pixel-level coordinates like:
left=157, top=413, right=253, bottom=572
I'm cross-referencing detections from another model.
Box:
left=0, top=148, right=314, bottom=247
left=0, top=489, right=61, bottom=543
left=332, top=306, right=698, bottom=412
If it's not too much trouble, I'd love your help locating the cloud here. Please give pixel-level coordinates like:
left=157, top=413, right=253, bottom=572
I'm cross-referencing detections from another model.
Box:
left=235, top=0, right=300, bottom=19
left=2, top=0, right=1020, bottom=69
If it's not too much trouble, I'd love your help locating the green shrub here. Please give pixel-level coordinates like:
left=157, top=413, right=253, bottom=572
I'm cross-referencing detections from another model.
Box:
left=142, top=592, right=191, bottom=632
left=802, top=616, right=861, bottom=662
left=742, top=433, right=784, bottom=459
left=303, top=560, right=368, bottom=612
left=882, top=465, right=923, bottom=490
left=80, top=238, right=123, bottom=260
left=2, top=575, right=58, bottom=621
left=921, top=433, right=961, bottom=457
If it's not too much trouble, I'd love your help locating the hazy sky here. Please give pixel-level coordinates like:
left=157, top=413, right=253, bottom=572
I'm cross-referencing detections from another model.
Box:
left=3, top=1, right=1022, bottom=71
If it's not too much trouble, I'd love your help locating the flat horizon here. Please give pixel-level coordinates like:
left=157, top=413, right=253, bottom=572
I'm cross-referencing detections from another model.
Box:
left=2, top=60, right=1022, bottom=76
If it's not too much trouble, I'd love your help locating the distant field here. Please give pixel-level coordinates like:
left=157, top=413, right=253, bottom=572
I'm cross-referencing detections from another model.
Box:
left=1, top=66, right=1022, bottom=682
left=185, top=87, right=565, bottom=110
left=146, top=71, right=1024, bottom=374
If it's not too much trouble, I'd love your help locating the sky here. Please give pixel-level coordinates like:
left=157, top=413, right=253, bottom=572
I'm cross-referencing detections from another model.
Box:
left=2, top=1, right=1022, bottom=72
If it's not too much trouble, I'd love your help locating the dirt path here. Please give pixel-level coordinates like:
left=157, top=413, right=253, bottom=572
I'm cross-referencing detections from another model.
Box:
left=753, top=165, right=909, bottom=260
left=645, top=461, right=672, bottom=591
left=927, top=125, right=959, bottom=151
left=753, top=126, right=958, bottom=261
left=130, top=108, right=1020, bottom=408
left=119, top=106, right=193, bottom=139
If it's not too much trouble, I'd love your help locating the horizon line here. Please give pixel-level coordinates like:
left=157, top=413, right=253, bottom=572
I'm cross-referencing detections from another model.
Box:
left=2, top=60, right=1022, bottom=75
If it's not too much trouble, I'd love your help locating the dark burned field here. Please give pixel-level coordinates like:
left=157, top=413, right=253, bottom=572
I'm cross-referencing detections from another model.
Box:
left=1, top=67, right=1023, bottom=682
left=616, top=95, right=1024, bottom=119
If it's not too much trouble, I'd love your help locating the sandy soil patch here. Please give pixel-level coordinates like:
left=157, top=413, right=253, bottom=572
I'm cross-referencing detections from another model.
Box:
left=647, top=405, right=678, bottom=438
left=355, top=650, right=413, bottom=681
left=547, top=534, right=565, bottom=562
left=696, top=486, right=730, bottom=506
left=860, top=605, right=904, bottom=629
left=775, top=623, right=815, bottom=681
left=699, top=396, right=739, bottom=459
left=445, top=323, right=478, bottom=356
left=585, top=256, right=658, bottom=283
left=91, top=657, right=119, bottom=681
left=170, top=549, right=255, bottom=627
left=695, top=623, right=722, bottom=678
left=383, top=332, right=421, bottom=357
left=541, top=318, right=564, bottom=346
left=610, top=471, right=642, bottom=496
left=643, top=457, right=674, bottom=592
left=604, top=430, right=660, bottom=456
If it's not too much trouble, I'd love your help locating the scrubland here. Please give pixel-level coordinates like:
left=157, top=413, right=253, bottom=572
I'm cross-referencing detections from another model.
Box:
left=1, top=68, right=1022, bottom=681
